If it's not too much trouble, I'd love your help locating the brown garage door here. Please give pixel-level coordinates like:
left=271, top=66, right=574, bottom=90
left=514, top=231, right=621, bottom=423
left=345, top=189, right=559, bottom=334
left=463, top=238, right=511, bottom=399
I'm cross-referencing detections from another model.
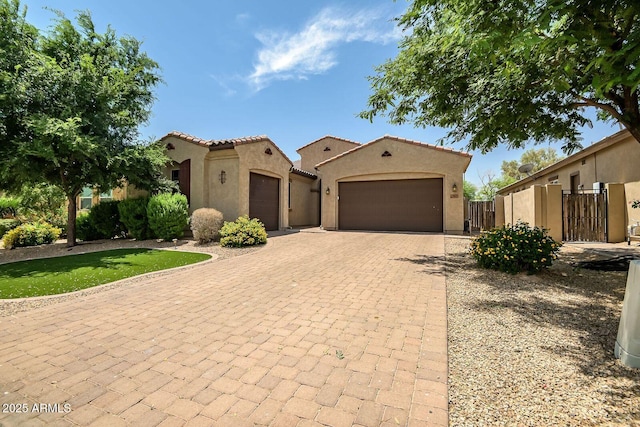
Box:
left=338, top=178, right=443, bottom=232
left=250, top=173, right=280, bottom=231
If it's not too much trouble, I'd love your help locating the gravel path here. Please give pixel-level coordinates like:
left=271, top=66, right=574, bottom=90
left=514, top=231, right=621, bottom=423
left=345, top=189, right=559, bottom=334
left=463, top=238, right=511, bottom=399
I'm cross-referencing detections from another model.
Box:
left=0, top=237, right=263, bottom=317
left=445, top=236, right=640, bottom=426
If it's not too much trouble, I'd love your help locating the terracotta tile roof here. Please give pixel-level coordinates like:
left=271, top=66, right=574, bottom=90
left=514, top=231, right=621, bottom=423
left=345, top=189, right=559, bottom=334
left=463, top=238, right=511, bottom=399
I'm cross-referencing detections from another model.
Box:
left=160, top=131, right=212, bottom=147
left=210, top=135, right=271, bottom=147
left=314, top=134, right=472, bottom=168
left=160, top=131, right=293, bottom=166
left=290, top=167, right=317, bottom=179
left=296, top=135, right=361, bottom=153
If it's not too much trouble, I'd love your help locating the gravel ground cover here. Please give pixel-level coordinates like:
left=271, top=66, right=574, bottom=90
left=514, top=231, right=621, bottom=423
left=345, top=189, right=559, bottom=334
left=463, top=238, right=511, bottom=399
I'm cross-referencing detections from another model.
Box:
left=0, top=237, right=263, bottom=316
left=446, top=235, right=640, bottom=426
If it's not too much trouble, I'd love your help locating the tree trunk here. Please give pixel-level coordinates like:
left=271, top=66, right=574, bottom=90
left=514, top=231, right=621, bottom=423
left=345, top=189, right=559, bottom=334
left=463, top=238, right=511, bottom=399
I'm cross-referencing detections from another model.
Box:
left=628, top=124, right=640, bottom=145
left=67, top=195, right=78, bottom=247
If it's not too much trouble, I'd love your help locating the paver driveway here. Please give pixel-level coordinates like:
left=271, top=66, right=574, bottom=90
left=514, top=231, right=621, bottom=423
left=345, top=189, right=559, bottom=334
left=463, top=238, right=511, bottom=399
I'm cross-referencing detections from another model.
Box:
left=0, top=231, right=447, bottom=427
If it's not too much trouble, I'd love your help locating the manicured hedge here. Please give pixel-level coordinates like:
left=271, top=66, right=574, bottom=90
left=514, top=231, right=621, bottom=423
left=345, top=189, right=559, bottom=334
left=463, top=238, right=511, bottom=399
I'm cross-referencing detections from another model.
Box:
left=147, top=193, right=189, bottom=240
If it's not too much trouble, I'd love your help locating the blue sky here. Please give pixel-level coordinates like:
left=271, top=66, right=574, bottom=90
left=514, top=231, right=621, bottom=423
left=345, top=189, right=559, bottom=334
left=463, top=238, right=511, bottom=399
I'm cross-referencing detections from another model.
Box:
left=20, top=0, right=619, bottom=187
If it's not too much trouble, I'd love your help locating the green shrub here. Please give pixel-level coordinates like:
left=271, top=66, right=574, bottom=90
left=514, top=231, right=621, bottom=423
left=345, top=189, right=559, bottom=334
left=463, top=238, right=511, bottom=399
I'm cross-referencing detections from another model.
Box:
left=190, top=208, right=224, bottom=243
left=16, top=184, right=67, bottom=233
left=118, top=197, right=152, bottom=240
left=0, top=218, right=22, bottom=238
left=147, top=193, right=189, bottom=240
left=219, top=215, right=268, bottom=247
left=2, top=222, right=61, bottom=249
left=76, top=213, right=104, bottom=241
left=88, top=200, right=125, bottom=238
left=470, top=221, right=561, bottom=274
left=0, top=197, right=20, bottom=218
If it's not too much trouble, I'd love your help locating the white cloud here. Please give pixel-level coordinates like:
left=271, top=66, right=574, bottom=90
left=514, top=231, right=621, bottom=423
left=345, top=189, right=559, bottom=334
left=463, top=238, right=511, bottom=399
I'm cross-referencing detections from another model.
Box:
left=247, top=7, right=400, bottom=91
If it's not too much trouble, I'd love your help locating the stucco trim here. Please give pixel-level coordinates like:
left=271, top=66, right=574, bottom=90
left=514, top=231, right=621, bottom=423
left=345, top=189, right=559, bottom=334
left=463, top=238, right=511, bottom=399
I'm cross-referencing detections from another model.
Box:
left=314, top=135, right=472, bottom=168
left=296, top=135, right=361, bottom=153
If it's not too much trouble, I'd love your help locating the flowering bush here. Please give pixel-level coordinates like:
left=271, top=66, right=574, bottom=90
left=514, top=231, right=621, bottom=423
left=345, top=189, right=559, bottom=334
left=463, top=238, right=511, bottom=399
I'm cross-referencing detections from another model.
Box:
left=190, top=208, right=224, bottom=243
left=219, top=215, right=267, bottom=247
left=470, top=221, right=561, bottom=274
left=2, top=222, right=61, bottom=249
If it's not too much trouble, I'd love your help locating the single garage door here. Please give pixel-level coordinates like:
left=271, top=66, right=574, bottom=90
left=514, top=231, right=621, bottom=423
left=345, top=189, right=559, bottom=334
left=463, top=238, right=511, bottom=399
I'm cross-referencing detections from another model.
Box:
left=338, top=178, right=443, bottom=232
left=250, top=172, right=280, bottom=231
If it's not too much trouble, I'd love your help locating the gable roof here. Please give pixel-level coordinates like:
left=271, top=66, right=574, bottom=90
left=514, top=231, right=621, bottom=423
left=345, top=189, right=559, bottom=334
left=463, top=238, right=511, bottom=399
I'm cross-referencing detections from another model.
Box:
left=296, top=135, right=361, bottom=153
left=314, top=135, right=472, bottom=168
left=496, top=129, right=632, bottom=195
left=160, top=131, right=293, bottom=166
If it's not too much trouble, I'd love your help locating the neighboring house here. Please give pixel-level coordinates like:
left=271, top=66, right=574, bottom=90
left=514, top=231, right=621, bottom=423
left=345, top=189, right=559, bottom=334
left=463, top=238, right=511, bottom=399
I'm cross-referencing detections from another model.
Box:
left=160, top=131, right=472, bottom=233
left=495, top=129, right=640, bottom=243
left=76, top=183, right=146, bottom=212
left=497, top=129, right=640, bottom=195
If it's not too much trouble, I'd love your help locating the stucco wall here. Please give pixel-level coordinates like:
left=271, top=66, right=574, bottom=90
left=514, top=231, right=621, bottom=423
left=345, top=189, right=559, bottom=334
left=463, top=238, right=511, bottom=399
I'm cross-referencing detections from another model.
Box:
left=499, top=184, right=563, bottom=242
left=163, top=136, right=210, bottom=211
left=206, top=150, right=240, bottom=222
left=235, top=141, right=292, bottom=229
left=607, top=183, right=626, bottom=243
left=289, top=174, right=319, bottom=227
left=625, top=181, right=640, bottom=227
left=297, top=137, right=360, bottom=172
left=316, top=138, right=470, bottom=232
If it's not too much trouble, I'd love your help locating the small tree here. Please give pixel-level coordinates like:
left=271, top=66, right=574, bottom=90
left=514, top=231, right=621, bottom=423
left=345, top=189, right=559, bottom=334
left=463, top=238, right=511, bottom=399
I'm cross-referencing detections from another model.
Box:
left=463, top=180, right=478, bottom=201
left=0, top=2, right=164, bottom=246
left=477, top=172, right=517, bottom=201
left=501, top=148, right=564, bottom=181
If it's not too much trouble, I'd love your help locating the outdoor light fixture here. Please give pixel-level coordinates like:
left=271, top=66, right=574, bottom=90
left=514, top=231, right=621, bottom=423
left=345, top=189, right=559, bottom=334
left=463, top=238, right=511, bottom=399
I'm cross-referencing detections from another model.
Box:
left=452, top=183, right=458, bottom=193
left=219, top=170, right=226, bottom=184
left=326, top=187, right=330, bottom=195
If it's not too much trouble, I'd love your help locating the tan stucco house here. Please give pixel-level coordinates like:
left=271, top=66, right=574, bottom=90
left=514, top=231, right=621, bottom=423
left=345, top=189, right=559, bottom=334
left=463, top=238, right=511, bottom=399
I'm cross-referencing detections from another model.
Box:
left=160, top=131, right=472, bottom=233
left=497, top=129, right=640, bottom=195
left=494, top=129, right=640, bottom=243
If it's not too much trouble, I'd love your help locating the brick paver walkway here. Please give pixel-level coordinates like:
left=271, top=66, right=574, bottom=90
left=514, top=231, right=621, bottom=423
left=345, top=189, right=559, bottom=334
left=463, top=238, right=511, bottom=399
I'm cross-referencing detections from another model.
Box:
left=0, top=231, right=447, bottom=426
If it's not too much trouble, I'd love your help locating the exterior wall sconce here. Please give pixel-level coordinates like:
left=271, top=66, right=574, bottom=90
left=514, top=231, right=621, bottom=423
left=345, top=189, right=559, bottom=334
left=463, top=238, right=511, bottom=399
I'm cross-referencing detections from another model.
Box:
left=452, top=183, right=458, bottom=193
left=219, top=170, right=226, bottom=184
left=325, top=187, right=330, bottom=195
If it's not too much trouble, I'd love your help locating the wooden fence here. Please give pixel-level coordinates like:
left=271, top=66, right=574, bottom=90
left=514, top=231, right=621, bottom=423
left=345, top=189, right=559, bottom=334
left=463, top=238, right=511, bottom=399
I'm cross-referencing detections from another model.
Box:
left=467, top=200, right=495, bottom=231
left=562, top=190, right=607, bottom=242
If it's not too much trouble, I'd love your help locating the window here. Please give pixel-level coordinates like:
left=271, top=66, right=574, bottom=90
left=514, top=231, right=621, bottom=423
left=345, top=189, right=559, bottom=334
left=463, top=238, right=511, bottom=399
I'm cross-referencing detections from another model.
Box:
left=99, top=189, right=113, bottom=202
left=171, top=169, right=180, bottom=182
left=80, top=187, right=93, bottom=210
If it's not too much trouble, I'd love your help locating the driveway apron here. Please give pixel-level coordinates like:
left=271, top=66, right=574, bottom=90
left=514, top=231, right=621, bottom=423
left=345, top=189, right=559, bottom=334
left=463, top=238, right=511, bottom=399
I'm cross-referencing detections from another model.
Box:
left=0, top=231, right=447, bottom=426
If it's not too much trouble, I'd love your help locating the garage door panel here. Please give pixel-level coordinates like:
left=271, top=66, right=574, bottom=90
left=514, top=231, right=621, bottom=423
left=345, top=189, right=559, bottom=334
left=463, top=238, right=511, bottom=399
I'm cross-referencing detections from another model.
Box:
left=338, top=179, right=442, bottom=232
left=250, top=173, right=279, bottom=231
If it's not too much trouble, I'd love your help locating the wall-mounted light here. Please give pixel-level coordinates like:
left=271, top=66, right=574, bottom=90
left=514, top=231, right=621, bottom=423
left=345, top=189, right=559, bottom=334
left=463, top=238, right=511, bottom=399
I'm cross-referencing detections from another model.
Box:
left=452, top=183, right=458, bottom=193
left=325, top=187, right=330, bottom=195
left=219, top=170, right=226, bottom=184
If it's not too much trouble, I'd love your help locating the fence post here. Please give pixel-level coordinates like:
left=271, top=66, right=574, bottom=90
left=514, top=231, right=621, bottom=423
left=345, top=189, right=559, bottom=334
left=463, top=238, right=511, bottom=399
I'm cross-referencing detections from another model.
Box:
left=606, top=183, right=626, bottom=243
left=494, top=195, right=505, bottom=228
left=545, top=184, right=563, bottom=242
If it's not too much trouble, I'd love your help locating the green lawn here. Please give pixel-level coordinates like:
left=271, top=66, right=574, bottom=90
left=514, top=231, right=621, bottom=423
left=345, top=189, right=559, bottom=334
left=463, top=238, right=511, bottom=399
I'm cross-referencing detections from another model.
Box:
left=0, top=248, right=211, bottom=299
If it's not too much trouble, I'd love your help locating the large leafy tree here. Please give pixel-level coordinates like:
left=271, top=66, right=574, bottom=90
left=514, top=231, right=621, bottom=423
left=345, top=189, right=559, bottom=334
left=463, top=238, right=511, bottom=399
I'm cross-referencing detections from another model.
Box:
left=0, top=0, right=165, bottom=246
left=501, top=147, right=564, bottom=180
left=361, top=0, right=640, bottom=153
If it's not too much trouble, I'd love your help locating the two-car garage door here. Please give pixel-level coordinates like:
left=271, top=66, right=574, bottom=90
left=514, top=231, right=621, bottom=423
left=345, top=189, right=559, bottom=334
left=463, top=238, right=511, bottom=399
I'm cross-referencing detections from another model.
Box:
left=338, top=178, right=443, bottom=232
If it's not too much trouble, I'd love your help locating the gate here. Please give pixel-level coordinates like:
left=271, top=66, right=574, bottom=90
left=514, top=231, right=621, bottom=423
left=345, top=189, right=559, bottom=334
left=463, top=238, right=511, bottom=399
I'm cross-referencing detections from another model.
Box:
left=562, top=190, right=607, bottom=242
left=467, top=200, right=495, bottom=232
